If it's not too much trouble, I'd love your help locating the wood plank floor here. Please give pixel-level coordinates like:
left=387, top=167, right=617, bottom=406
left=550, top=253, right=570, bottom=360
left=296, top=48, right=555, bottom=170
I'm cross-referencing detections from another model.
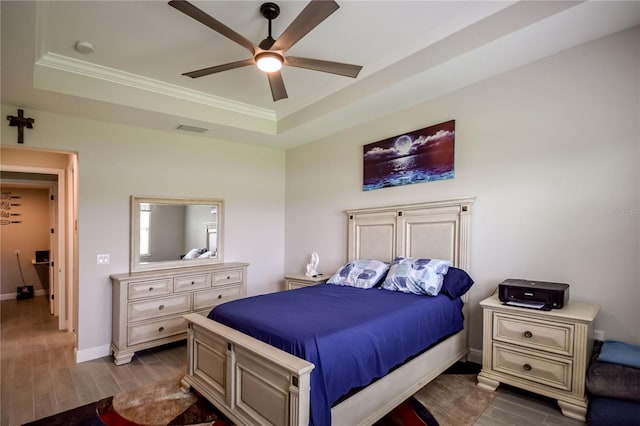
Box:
left=0, top=296, right=186, bottom=426
left=0, top=295, right=586, bottom=426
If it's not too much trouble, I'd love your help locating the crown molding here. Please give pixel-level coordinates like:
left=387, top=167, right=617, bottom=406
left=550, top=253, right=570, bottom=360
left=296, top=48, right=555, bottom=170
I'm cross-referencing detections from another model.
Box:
left=35, top=52, right=277, bottom=122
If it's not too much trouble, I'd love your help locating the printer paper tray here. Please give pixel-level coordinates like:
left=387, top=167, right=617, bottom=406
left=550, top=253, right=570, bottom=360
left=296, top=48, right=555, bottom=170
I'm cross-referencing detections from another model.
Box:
left=504, top=300, right=551, bottom=311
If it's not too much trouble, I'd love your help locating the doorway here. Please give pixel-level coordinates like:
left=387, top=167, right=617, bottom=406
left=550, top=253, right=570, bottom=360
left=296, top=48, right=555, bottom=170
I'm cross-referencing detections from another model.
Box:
left=0, top=146, right=78, bottom=337
left=1, top=178, right=55, bottom=313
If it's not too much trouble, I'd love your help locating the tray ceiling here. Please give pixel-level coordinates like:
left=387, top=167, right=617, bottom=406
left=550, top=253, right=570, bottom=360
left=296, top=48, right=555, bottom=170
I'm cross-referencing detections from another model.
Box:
left=2, top=1, right=639, bottom=149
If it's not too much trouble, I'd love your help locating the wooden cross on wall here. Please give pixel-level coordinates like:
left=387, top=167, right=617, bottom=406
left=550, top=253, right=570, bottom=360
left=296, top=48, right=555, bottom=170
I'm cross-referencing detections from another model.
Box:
left=6, top=109, right=35, bottom=144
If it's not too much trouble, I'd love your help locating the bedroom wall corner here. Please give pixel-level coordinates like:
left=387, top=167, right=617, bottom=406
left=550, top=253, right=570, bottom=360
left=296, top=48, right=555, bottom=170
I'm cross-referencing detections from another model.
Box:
left=284, top=26, right=640, bottom=351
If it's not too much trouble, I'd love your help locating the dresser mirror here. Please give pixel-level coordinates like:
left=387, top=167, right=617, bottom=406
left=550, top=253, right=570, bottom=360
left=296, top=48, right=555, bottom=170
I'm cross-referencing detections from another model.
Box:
left=130, top=196, right=224, bottom=272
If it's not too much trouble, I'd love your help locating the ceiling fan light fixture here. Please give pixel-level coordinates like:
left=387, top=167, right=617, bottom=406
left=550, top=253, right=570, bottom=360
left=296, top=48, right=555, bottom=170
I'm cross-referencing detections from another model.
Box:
left=256, top=52, right=283, bottom=73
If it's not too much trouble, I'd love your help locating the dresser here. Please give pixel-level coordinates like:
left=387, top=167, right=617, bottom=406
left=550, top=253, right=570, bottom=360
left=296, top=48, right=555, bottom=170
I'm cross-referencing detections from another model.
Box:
left=111, top=262, right=248, bottom=365
left=284, top=273, right=328, bottom=290
left=477, top=294, right=599, bottom=421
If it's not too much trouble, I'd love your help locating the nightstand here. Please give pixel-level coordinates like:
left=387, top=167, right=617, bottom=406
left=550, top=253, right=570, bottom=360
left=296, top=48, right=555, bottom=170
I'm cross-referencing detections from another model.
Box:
left=477, top=294, right=599, bottom=421
left=284, top=274, right=328, bottom=290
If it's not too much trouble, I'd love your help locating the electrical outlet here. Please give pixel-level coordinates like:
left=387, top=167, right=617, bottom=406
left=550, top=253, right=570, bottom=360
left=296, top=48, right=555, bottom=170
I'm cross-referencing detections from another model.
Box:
left=594, top=329, right=605, bottom=341
left=14, top=249, right=20, bottom=254
left=97, top=254, right=110, bottom=265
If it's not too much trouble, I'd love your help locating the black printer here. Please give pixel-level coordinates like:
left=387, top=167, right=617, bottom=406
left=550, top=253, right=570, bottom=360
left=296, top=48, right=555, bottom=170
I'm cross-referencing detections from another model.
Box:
left=498, top=279, right=569, bottom=310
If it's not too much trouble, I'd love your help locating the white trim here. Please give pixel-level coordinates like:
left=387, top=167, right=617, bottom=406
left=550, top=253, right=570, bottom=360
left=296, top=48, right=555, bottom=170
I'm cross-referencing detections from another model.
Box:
left=0, top=161, right=75, bottom=337
left=75, top=343, right=111, bottom=363
left=35, top=53, right=277, bottom=122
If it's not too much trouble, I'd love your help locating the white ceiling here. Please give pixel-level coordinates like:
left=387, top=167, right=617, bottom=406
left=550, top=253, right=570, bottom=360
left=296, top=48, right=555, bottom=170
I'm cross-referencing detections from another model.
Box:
left=2, top=1, right=639, bottom=150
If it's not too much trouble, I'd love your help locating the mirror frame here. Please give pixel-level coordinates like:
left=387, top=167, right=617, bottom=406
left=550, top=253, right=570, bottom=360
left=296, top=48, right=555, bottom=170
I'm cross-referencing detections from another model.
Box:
left=130, top=195, right=224, bottom=273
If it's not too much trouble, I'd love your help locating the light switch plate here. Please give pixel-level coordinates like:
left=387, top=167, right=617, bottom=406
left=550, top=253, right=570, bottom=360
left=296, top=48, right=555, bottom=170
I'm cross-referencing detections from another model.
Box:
left=97, top=254, right=110, bottom=265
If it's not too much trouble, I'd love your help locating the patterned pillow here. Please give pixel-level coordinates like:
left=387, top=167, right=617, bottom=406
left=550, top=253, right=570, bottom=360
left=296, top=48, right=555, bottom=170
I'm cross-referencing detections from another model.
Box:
left=327, top=260, right=390, bottom=289
left=381, top=257, right=452, bottom=296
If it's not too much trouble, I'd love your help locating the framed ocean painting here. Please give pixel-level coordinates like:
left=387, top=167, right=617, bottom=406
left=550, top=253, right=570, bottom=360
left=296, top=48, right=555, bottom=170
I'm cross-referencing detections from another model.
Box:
left=363, top=120, right=455, bottom=191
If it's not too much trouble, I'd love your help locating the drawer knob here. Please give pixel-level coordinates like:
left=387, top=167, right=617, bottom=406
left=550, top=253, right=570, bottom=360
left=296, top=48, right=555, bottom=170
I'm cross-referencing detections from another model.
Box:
left=218, top=294, right=222, bottom=299
left=191, top=281, right=195, bottom=285
left=158, top=304, right=165, bottom=310
left=523, top=363, right=532, bottom=371
left=148, top=287, right=154, bottom=292
left=158, top=326, right=165, bottom=332
left=226, top=276, right=231, bottom=280
left=524, top=331, right=533, bottom=338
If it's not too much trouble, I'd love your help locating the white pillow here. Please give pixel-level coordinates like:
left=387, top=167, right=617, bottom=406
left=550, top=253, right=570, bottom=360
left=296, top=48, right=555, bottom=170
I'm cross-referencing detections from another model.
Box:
left=182, top=248, right=201, bottom=259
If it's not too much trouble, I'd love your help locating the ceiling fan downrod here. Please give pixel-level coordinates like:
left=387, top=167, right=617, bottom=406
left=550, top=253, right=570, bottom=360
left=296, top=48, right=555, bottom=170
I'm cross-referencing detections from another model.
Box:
left=259, top=2, right=280, bottom=50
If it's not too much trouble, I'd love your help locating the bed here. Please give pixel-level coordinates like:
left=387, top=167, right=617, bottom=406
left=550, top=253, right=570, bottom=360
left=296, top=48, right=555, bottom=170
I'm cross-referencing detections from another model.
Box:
left=180, top=197, right=475, bottom=426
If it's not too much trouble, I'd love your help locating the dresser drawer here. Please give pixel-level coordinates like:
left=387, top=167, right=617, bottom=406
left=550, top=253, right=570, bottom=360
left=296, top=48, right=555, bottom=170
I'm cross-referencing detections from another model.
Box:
left=493, top=313, right=574, bottom=356
left=174, top=274, right=210, bottom=292
left=493, top=343, right=572, bottom=391
left=194, top=286, right=242, bottom=310
left=128, top=294, right=191, bottom=322
left=128, top=279, right=172, bottom=300
left=127, top=316, right=187, bottom=346
left=213, top=269, right=243, bottom=286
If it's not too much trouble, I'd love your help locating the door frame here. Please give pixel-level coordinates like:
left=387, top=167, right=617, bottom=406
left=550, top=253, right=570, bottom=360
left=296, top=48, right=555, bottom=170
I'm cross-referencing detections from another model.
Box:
left=1, top=164, right=71, bottom=331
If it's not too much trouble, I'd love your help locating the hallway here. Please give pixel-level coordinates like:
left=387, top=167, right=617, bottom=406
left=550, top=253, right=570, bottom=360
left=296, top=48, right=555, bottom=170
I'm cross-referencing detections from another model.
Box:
left=0, top=296, right=186, bottom=425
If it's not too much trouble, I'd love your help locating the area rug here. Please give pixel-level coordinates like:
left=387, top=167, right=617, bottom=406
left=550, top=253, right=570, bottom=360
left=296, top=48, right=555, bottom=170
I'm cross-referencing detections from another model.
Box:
left=374, top=362, right=497, bottom=426
left=24, top=363, right=496, bottom=426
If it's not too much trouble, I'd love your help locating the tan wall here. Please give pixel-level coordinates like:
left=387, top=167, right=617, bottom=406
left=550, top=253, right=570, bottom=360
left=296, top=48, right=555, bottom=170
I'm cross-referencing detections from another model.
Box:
left=0, top=186, right=50, bottom=295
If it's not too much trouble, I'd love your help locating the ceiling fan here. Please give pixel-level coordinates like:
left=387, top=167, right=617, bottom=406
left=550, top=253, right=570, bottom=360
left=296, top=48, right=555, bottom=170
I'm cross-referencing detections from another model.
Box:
left=168, top=0, right=363, bottom=102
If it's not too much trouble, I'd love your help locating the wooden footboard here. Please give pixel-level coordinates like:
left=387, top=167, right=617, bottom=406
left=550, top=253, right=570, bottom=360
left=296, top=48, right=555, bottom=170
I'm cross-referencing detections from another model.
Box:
left=183, top=310, right=468, bottom=426
left=182, top=313, right=314, bottom=426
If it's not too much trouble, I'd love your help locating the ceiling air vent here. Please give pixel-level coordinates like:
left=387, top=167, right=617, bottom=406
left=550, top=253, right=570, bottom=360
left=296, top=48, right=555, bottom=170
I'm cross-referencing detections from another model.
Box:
left=176, top=124, right=208, bottom=133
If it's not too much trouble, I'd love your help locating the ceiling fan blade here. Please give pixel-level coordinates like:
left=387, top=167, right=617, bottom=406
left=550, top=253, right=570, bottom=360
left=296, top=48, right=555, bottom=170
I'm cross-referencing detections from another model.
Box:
left=183, top=58, right=255, bottom=78
left=285, top=56, right=362, bottom=78
left=169, top=0, right=257, bottom=54
left=271, top=0, right=339, bottom=52
left=267, top=71, right=288, bottom=101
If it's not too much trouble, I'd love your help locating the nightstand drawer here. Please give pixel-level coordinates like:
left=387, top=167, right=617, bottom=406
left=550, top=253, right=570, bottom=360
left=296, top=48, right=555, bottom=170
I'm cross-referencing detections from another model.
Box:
left=493, top=343, right=572, bottom=391
left=127, top=316, right=187, bottom=346
left=174, top=274, right=210, bottom=292
left=288, top=280, right=314, bottom=290
left=194, top=286, right=242, bottom=310
left=285, top=275, right=328, bottom=290
left=493, top=313, right=574, bottom=356
left=213, top=269, right=243, bottom=286
left=128, top=279, right=172, bottom=300
left=128, top=294, right=191, bottom=322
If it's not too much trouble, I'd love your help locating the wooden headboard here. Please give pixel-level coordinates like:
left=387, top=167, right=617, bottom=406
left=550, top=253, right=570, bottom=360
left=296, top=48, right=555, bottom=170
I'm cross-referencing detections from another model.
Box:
left=346, top=197, right=474, bottom=270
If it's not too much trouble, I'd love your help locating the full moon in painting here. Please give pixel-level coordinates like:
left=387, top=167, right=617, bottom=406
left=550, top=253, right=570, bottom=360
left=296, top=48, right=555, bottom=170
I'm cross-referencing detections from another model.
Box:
left=362, top=120, right=455, bottom=191
left=394, top=135, right=412, bottom=155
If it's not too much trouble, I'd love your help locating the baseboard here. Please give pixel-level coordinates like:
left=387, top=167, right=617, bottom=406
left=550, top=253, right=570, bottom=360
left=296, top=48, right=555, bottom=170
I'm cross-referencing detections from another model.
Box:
left=467, top=347, right=483, bottom=365
left=0, top=290, right=47, bottom=301
left=75, top=343, right=111, bottom=363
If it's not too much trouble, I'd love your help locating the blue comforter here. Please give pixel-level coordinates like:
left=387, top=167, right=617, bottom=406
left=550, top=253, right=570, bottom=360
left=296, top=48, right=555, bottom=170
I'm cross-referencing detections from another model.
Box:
left=209, top=284, right=464, bottom=426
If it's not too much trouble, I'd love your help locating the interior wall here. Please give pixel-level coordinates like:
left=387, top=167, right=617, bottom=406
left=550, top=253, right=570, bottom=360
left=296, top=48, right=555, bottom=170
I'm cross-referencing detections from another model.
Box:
left=1, top=112, right=286, bottom=358
left=147, top=204, right=185, bottom=262
left=0, top=186, right=50, bottom=296
left=285, top=27, right=640, bottom=351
